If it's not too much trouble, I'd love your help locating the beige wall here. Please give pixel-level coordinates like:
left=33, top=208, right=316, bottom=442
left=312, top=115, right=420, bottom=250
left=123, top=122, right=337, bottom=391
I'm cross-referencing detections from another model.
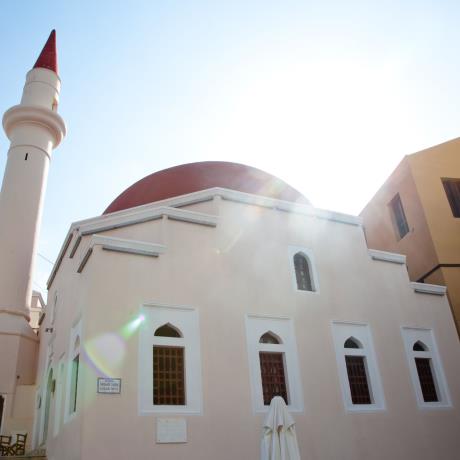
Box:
left=408, top=139, right=460, bottom=262
left=361, top=138, right=460, bottom=336
left=361, top=157, right=438, bottom=281
left=35, top=196, right=460, bottom=460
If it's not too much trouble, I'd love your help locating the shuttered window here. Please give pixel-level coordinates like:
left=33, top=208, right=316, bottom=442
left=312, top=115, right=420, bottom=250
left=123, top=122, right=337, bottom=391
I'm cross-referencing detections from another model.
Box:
left=153, top=346, right=185, bottom=405
left=259, top=352, right=288, bottom=405
left=390, top=193, right=409, bottom=239
left=442, top=178, right=460, bottom=217
left=345, top=355, right=371, bottom=404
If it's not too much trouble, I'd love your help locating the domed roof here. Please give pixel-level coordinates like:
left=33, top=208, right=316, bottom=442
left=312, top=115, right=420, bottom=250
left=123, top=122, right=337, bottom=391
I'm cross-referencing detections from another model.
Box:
left=104, top=161, right=309, bottom=214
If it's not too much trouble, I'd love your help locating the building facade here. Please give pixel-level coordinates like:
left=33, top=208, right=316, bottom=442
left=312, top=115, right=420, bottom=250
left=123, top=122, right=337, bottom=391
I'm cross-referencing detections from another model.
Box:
left=1, top=33, right=460, bottom=460
left=361, top=139, right=460, bottom=336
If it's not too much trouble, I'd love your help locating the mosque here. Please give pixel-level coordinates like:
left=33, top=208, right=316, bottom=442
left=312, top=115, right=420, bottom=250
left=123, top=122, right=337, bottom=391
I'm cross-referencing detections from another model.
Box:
left=1, top=31, right=460, bottom=460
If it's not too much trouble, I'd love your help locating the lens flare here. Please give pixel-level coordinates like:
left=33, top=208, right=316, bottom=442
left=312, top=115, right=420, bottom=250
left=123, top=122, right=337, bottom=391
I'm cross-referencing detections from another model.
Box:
left=84, top=333, right=126, bottom=378
left=121, top=314, right=145, bottom=339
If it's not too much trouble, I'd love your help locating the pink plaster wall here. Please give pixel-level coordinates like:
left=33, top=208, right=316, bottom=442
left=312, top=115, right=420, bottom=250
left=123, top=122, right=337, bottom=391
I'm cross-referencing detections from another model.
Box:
left=36, top=198, right=460, bottom=460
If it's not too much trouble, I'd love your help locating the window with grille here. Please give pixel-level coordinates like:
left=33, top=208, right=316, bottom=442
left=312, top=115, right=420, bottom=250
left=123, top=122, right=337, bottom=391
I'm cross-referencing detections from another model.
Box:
left=401, top=329, right=451, bottom=408
left=139, top=306, right=202, bottom=414
left=389, top=193, right=409, bottom=239
left=294, top=253, right=313, bottom=291
left=153, top=346, right=185, bottom=405
left=442, top=178, right=460, bottom=217
left=345, top=356, right=371, bottom=404
left=0, top=395, right=4, bottom=433
left=259, top=352, right=288, bottom=405
left=70, top=354, right=79, bottom=414
left=332, top=323, right=385, bottom=411
left=414, top=358, right=438, bottom=402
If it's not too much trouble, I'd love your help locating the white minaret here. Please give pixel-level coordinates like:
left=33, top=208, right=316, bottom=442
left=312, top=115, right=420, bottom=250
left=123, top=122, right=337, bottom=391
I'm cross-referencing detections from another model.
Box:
left=0, top=30, right=66, bottom=338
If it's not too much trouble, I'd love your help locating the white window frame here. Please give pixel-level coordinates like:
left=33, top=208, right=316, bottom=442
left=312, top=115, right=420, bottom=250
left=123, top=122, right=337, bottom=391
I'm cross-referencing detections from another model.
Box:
left=32, top=390, right=41, bottom=449
left=331, top=321, right=385, bottom=412
left=53, top=355, right=66, bottom=437
left=0, top=394, right=6, bottom=434
left=51, top=291, right=58, bottom=325
left=401, top=327, right=451, bottom=409
left=64, top=319, right=82, bottom=423
left=138, top=303, right=202, bottom=415
left=245, top=314, right=304, bottom=413
left=288, top=245, right=319, bottom=293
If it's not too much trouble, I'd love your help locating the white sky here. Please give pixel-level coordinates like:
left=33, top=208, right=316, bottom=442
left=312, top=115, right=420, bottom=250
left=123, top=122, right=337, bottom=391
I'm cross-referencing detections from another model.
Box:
left=1, top=1, right=460, bottom=296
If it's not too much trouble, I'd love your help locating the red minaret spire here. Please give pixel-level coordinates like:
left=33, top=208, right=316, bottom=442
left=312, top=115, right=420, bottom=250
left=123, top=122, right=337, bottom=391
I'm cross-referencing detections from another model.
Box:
left=33, top=30, right=58, bottom=74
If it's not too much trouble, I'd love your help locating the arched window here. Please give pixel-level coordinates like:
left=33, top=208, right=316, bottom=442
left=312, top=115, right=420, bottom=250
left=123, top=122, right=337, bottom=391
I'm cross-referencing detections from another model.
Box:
left=412, top=341, right=428, bottom=352
left=258, top=331, right=287, bottom=405
left=411, top=341, right=438, bottom=402
left=344, top=337, right=361, bottom=349
left=330, top=324, right=385, bottom=409
left=70, top=336, right=80, bottom=415
left=0, top=395, right=4, bottom=434
left=154, top=323, right=182, bottom=338
left=152, top=323, right=185, bottom=405
left=294, top=253, right=313, bottom=291
left=402, top=328, right=451, bottom=408
left=139, top=306, right=202, bottom=414
left=259, top=331, right=281, bottom=344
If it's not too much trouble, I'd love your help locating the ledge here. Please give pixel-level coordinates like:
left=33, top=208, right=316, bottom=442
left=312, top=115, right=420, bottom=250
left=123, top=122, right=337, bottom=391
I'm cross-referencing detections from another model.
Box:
left=410, top=282, right=447, bottom=296
left=77, top=236, right=166, bottom=274
left=369, top=249, right=406, bottom=264
left=2, top=104, right=66, bottom=148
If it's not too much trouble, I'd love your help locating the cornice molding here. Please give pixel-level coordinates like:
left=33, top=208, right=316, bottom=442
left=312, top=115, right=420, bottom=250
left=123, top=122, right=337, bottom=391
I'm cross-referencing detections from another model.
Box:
left=410, top=282, right=447, bottom=296
left=76, top=235, right=166, bottom=274
left=48, top=187, right=361, bottom=288
left=369, top=249, right=406, bottom=264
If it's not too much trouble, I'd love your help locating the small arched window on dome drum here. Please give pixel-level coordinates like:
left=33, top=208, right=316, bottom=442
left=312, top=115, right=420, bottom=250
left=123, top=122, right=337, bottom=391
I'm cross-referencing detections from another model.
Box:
left=154, top=323, right=182, bottom=338
left=259, top=332, right=281, bottom=344
left=294, top=253, right=313, bottom=291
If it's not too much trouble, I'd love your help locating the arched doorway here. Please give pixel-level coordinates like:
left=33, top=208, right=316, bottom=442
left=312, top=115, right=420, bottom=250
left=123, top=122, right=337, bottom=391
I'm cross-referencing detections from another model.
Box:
left=41, top=369, right=53, bottom=445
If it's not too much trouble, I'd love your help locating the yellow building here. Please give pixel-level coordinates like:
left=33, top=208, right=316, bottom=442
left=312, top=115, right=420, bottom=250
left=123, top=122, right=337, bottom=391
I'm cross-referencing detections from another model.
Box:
left=361, top=138, right=460, bottom=336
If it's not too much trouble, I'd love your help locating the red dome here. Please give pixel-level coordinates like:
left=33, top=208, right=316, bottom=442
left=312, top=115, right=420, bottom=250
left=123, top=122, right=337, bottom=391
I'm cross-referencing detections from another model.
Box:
left=104, top=161, right=309, bottom=214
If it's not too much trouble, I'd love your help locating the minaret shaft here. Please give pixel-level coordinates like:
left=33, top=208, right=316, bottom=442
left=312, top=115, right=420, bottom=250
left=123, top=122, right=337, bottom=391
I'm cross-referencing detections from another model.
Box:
left=0, top=34, right=65, bottom=320
left=0, top=144, right=50, bottom=311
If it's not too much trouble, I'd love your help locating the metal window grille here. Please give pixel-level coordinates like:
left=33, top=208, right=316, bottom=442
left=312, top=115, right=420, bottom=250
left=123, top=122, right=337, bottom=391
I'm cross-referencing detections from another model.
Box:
left=0, top=395, right=4, bottom=433
left=415, top=357, right=439, bottom=402
left=390, top=194, right=409, bottom=239
left=294, top=253, right=313, bottom=291
left=442, top=178, right=460, bottom=218
left=70, top=355, right=79, bottom=413
left=345, top=355, right=372, bottom=404
left=153, top=346, right=185, bottom=405
left=259, top=352, right=288, bottom=405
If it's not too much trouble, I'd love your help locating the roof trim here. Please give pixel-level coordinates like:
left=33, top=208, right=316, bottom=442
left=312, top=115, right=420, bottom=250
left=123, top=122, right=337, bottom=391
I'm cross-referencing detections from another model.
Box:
left=47, top=187, right=361, bottom=288
left=369, top=249, right=406, bottom=264
left=77, top=235, right=166, bottom=274
left=410, top=282, right=447, bottom=296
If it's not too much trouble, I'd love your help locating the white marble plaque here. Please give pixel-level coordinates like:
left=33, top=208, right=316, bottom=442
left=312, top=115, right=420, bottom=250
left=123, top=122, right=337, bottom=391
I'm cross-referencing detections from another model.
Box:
left=97, top=378, right=121, bottom=394
left=156, top=418, right=187, bottom=443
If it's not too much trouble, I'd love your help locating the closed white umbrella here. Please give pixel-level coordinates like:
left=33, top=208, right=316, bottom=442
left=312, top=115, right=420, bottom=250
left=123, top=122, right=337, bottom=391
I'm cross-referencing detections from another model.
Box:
left=260, top=396, right=301, bottom=460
